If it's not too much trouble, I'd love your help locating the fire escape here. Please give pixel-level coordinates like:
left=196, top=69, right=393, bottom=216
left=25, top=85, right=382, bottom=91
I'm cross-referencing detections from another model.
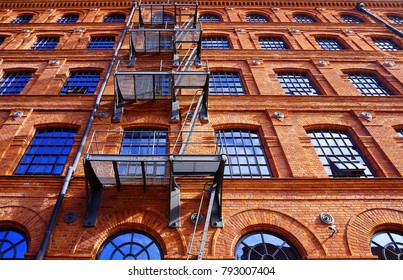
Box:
left=83, top=1, right=226, bottom=258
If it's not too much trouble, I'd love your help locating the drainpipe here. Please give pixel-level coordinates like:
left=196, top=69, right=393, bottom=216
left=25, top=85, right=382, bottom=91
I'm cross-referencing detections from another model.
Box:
left=356, top=2, right=403, bottom=37
left=35, top=2, right=137, bottom=260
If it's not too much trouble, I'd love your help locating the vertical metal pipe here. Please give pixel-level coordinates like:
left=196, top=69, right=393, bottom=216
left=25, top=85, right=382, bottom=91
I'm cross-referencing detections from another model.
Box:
left=35, top=2, right=137, bottom=260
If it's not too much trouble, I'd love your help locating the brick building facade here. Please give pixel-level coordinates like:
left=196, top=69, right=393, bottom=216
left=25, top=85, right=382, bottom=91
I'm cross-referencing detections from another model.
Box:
left=0, top=0, right=402, bottom=260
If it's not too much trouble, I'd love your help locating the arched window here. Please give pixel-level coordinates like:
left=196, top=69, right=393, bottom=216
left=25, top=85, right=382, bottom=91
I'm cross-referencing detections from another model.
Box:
left=347, top=73, right=393, bottom=96
left=97, top=230, right=163, bottom=260
left=0, top=71, right=33, bottom=95
left=202, top=36, right=230, bottom=49
left=370, top=230, right=403, bottom=260
left=293, top=14, right=315, bottom=23
left=276, top=72, right=320, bottom=96
left=103, top=13, right=126, bottom=23
left=198, top=13, right=221, bottom=22
left=209, top=72, right=245, bottom=95
left=246, top=13, right=269, bottom=22
left=57, top=14, right=79, bottom=23
left=341, top=14, right=363, bottom=24
left=235, top=231, right=301, bottom=260
left=215, top=129, right=272, bottom=178
left=306, top=130, right=375, bottom=178
left=151, top=13, right=173, bottom=23
left=119, top=129, right=168, bottom=177
left=316, top=37, right=345, bottom=50
left=10, top=15, right=33, bottom=24
left=388, top=15, right=403, bottom=24
left=15, top=128, right=77, bottom=175
left=0, top=228, right=28, bottom=259
left=60, top=71, right=101, bottom=95
left=259, top=37, right=288, bottom=50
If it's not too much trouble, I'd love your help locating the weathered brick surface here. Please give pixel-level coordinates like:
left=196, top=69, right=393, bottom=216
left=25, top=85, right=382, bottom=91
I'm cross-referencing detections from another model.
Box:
left=0, top=0, right=402, bottom=260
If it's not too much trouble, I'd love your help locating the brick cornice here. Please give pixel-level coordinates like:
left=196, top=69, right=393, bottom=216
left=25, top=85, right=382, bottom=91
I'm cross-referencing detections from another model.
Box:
left=1, top=0, right=402, bottom=9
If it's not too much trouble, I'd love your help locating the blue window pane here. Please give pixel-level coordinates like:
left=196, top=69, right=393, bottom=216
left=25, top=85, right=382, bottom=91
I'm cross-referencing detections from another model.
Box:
left=372, top=38, right=401, bottom=51
left=236, top=231, right=301, bottom=260
left=215, top=129, right=271, bottom=178
left=277, top=72, right=319, bottom=96
left=0, top=228, right=28, bottom=259
left=307, top=130, right=374, bottom=178
left=10, top=15, right=32, bottom=24
left=371, top=230, right=403, bottom=260
left=87, top=36, right=115, bottom=49
left=31, top=37, right=59, bottom=50
left=316, top=38, right=345, bottom=50
left=57, top=14, right=79, bottom=23
left=98, top=231, right=163, bottom=260
left=246, top=14, right=268, bottom=22
left=0, top=72, right=32, bottom=95
left=198, top=14, right=221, bottom=22
left=0, top=37, right=5, bottom=45
left=209, top=72, right=245, bottom=95
left=60, top=71, right=100, bottom=95
left=119, top=129, right=168, bottom=177
left=202, top=36, right=230, bottom=49
left=15, top=128, right=76, bottom=175
left=151, top=13, right=173, bottom=23
left=103, top=14, right=126, bottom=23
left=294, top=14, right=315, bottom=23
left=341, top=14, right=363, bottom=23
left=348, top=73, right=393, bottom=96
left=259, top=37, right=288, bottom=50
left=388, top=15, right=403, bottom=24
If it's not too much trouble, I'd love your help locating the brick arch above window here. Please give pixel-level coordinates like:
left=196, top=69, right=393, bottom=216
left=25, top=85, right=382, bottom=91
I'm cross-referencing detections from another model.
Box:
left=216, top=209, right=325, bottom=259
left=0, top=206, right=48, bottom=256
left=347, top=208, right=403, bottom=258
left=72, top=209, right=184, bottom=258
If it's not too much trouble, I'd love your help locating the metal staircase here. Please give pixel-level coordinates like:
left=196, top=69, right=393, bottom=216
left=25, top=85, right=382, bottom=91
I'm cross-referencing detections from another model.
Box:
left=84, top=0, right=226, bottom=260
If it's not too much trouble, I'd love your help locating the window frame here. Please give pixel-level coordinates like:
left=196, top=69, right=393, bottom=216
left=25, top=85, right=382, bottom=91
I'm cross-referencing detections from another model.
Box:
left=103, top=13, right=126, bottom=23
left=293, top=13, right=316, bottom=23
left=370, top=230, right=403, bottom=260
left=215, top=129, right=272, bottom=178
left=9, top=14, right=33, bottom=24
left=306, top=129, right=375, bottom=178
left=59, top=70, right=101, bottom=95
left=30, top=36, right=60, bottom=50
left=387, top=15, right=403, bottom=24
left=235, top=231, right=301, bottom=260
left=347, top=72, right=393, bottom=96
left=201, top=36, right=230, bottom=49
left=97, top=230, right=164, bottom=260
left=340, top=14, right=364, bottom=24
left=87, top=36, right=116, bottom=50
left=198, top=13, right=221, bottom=22
left=0, top=228, right=28, bottom=260
left=372, top=37, right=401, bottom=51
left=245, top=13, right=269, bottom=22
left=14, top=128, right=77, bottom=176
left=276, top=71, right=320, bottom=96
left=0, top=71, right=33, bottom=95
left=315, top=37, right=346, bottom=50
left=56, top=14, right=79, bottom=23
left=208, top=71, right=246, bottom=95
left=258, top=36, right=289, bottom=50
left=118, top=129, right=168, bottom=177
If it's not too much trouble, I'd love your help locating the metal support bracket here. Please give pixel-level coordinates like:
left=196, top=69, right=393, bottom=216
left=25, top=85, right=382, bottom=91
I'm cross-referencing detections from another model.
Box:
left=169, top=156, right=180, bottom=227
left=83, top=159, right=104, bottom=227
